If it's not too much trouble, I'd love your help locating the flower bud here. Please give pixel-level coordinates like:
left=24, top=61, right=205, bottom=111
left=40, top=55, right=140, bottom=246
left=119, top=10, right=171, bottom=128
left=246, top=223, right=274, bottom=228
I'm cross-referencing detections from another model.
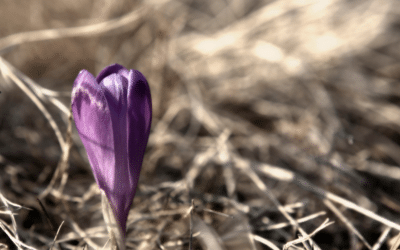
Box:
left=72, top=64, right=152, bottom=238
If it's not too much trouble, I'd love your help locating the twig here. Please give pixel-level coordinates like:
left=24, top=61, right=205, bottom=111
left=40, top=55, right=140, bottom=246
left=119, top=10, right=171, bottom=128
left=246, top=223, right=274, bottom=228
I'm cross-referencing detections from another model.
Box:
left=246, top=155, right=400, bottom=231
left=50, top=221, right=65, bottom=250
left=189, top=199, right=194, bottom=250
left=283, top=219, right=334, bottom=250
left=372, top=227, right=391, bottom=250
left=252, top=234, right=280, bottom=250
left=323, top=199, right=371, bottom=249
left=37, top=198, right=55, bottom=231
left=0, top=57, right=66, bottom=149
left=0, top=6, right=149, bottom=51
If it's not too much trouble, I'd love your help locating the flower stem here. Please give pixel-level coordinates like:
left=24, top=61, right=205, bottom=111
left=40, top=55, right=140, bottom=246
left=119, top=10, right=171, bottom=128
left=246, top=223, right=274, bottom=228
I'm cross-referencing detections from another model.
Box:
left=101, top=191, right=126, bottom=250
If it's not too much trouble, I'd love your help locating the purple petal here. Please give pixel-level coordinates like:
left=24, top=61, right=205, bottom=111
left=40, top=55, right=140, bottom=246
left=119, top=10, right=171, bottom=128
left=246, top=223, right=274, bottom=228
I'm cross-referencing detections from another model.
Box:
left=71, top=70, right=116, bottom=197
left=103, top=69, right=152, bottom=237
left=127, top=70, right=152, bottom=179
left=99, top=73, right=131, bottom=236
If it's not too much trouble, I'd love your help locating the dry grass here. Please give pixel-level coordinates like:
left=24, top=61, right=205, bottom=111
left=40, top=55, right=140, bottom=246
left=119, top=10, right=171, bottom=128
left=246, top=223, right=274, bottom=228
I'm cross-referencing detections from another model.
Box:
left=1, top=0, right=400, bottom=249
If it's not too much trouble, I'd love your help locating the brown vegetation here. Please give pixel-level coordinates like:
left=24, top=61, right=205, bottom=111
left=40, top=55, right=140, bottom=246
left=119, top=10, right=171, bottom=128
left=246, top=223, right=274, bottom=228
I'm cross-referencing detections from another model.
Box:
left=1, top=0, right=400, bottom=249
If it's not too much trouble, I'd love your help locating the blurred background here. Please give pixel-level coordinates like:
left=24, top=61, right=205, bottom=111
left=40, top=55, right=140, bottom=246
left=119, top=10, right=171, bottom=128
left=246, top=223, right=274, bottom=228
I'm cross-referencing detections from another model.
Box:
left=1, top=0, right=400, bottom=249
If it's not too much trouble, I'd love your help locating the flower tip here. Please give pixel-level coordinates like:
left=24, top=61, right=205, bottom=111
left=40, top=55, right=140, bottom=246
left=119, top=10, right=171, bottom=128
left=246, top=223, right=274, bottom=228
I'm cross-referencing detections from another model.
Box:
left=96, top=63, right=127, bottom=83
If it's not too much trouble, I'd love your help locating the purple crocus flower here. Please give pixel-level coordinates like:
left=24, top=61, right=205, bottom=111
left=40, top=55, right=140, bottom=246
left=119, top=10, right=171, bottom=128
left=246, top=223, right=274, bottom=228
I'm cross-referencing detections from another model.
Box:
left=71, top=64, right=152, bottom=238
